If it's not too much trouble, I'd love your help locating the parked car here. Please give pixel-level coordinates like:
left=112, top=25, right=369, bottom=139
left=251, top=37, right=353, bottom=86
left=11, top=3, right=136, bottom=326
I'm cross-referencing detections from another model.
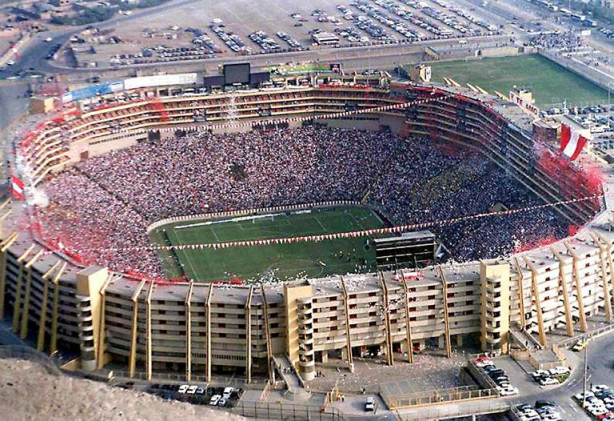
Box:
left=531, top=370, right=549, bottom=380
left=365, top=396, right=375, bottom=412
left=548, top=366, right=570, bottom=376
left=209, top=394, right=221, bottom=406
left=222, top=387, right=234, bottom=399
left=573, top=339, right=589, bottom=351
left=540, top=377, right=559, bottom=386
left=499, top=386, right=519, bottom=396
left=575, top=391, right=595, bottom=400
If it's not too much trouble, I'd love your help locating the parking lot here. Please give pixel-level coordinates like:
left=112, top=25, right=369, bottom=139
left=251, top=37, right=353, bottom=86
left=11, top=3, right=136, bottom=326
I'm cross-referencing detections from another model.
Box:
left=66, top=0, right=507, bottom=68
left=115, top=381, right=245, bottom=409
left=573, top=385, right=614, bottom=420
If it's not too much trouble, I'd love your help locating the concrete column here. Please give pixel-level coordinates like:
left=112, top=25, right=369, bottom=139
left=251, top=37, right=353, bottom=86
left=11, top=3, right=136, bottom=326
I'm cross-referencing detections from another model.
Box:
left=0, top=233, right=18, bottom=319
left=37, top=262, right=63, bottom=352
left=20, top=250, right=43, bottom=339
left=50, top=273, right=61, bottom=355
left=206, top=284, right=214, bottom=382
left=145, top=281, right=154, bottom=381
left=97, top=274, right=113, bottom=369
left=129, top=279, right=147, bottom=378
left=513, top=258, right=526, bottom=329
left=379, top=272, right=394, bottom=366
left=245, top=285, right=253, bottom=384
left=12, top=244, right=34, bottom=333
left=438, top=335, right=445, bottom=349
left=340, top=277, right=353, bottom=370
left=76, top=266, right=110, bottom=372
left=321, top=350, right=328, bottom=364
left=565, top=243, right=589, bottom=333
left=185, top=282, right=193, bottom=382
left=524, top=258, right=547, bottom=348
left=591, top=234, right=613, bottom=322
left=439, top=267, right=452, bottom=358
left=595, top=233, right=614, bottom=308
left=401, top=271, right=414, bottom=364
left=552, top=248, right=575, bottom=337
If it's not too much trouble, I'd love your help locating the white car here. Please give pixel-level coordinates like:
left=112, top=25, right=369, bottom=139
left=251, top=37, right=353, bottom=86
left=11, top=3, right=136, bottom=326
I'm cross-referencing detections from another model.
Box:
left=548, top=366, right=570, bottom=376
left=540, top=377, right=559, bottom=386
left=365, top=397, right=375, bottom=412
left=500, top=386, right=519, bottom=396
left=222, top=386, right=234, bottom=399
left=521, top=409, right=540, bottom=418
left=586, top=396, right=605, bottom=406
left=217, top=397, right=227, bottom=407
left=575, top=391, right=595, bottom=400
left=589, top=406, right=608, bottom=416
left=592, top=385, right=610, bottom=392
left=530, top=369, right=549, bottom=378
left=587, top=402, right=607, bottom=411
left=45, top=37, right=53, bottom=42
left=177, top=384, right=198, bottom=394
left=209, top=394, right=221, bottom=406
left=538, top=408, right=562, bottom=419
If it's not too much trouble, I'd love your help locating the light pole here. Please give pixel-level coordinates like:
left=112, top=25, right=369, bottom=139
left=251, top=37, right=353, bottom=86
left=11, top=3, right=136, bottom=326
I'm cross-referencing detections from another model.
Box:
left=582, top=340, right=590, bottom=409
left=608, top=82, right=613, bottom=127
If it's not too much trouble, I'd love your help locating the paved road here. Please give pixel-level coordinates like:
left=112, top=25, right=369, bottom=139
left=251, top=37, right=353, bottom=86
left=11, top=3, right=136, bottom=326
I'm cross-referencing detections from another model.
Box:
left=0, top=81, right=27, bottom=127
left=0, top=0, right=210, bottom=79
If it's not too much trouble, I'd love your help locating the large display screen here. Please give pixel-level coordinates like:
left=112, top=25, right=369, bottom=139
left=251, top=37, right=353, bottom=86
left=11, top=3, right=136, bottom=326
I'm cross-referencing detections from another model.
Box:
left=223, top=63, right=251, bottom=85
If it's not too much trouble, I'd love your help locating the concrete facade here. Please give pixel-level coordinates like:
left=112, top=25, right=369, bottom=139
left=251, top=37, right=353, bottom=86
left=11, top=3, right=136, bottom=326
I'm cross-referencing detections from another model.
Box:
left=1, top=83, right=611, bottom=382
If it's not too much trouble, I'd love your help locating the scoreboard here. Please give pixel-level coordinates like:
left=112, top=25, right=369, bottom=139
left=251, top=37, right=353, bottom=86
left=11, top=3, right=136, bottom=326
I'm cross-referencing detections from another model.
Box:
left=374, top=231, right=437, bottom=270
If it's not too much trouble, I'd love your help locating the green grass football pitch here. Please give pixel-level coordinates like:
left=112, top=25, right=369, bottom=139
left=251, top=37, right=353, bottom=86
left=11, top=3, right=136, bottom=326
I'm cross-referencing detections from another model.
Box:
left=150, top=206, right=387, bottom=283
left=428, top=54, right=609, bottom=108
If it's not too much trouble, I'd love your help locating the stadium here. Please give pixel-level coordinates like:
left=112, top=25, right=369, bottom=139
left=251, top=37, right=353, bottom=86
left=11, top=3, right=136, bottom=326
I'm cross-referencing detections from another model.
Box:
left=1, top=65, right=611, bottom=389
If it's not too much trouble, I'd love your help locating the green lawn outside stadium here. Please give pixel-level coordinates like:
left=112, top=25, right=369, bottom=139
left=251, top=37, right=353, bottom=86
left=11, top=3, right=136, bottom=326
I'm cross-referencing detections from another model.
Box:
left=428, top=54, right=609, bottom=108
left=150, top=206, right=388, bottom=283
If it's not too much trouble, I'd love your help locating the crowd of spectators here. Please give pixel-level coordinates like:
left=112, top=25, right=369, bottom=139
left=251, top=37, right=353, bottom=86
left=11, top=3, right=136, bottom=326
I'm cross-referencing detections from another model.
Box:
left=527, top=31, right=583, bottom=52
left=38, top=126, right=569, bottom=278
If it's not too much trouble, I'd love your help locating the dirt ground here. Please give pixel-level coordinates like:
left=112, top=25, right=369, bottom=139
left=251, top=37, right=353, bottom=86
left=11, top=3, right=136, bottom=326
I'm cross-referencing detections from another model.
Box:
left=308, top=349, right=470, bottom=395
left=0, top=358, right=246, bottom=421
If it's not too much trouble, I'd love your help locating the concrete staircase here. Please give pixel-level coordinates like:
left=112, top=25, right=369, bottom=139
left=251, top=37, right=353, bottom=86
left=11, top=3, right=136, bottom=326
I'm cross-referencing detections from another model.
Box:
left=272, top=354, right=311, bottom=402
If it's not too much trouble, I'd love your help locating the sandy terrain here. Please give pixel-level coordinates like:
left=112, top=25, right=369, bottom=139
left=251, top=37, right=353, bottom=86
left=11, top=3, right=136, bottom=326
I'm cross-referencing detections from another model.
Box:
left=0, top=358, right=246, bottom=421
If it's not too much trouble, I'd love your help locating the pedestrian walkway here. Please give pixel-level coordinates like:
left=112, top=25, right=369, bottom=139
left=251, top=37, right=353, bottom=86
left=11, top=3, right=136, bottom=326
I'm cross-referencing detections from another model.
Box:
left=509, top=325, right=542, bottom=350
left=272, top=354, right=311, bottom=402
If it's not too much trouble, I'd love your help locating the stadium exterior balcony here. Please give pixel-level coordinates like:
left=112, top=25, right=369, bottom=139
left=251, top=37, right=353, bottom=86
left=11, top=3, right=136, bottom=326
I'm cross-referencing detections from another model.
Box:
left=484, top=335, right=503, bottom=346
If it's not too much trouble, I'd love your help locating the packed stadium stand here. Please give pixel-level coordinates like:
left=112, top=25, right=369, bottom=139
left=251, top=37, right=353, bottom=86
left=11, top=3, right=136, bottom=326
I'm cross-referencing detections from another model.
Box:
left=1, top=72, right=612, bottom=384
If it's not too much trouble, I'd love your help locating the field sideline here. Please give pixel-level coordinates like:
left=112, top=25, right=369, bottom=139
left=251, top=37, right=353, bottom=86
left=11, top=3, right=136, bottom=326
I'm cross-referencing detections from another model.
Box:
left=428, top=54, right=609, bottom=108
left=150, top=206, right=388, bottom=283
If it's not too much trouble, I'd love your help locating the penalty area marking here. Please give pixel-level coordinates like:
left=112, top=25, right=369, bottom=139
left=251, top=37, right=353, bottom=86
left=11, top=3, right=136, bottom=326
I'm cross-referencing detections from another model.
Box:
left=175, top=209, right=313, bottom=230
left=171, top=228, right=200, bottom=280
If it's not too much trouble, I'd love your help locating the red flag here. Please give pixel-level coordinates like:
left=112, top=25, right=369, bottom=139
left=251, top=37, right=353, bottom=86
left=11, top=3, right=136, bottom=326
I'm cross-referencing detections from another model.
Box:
left=560, top=123, right=589, bottom=161
left=11, top=176, right=24, bottom=200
